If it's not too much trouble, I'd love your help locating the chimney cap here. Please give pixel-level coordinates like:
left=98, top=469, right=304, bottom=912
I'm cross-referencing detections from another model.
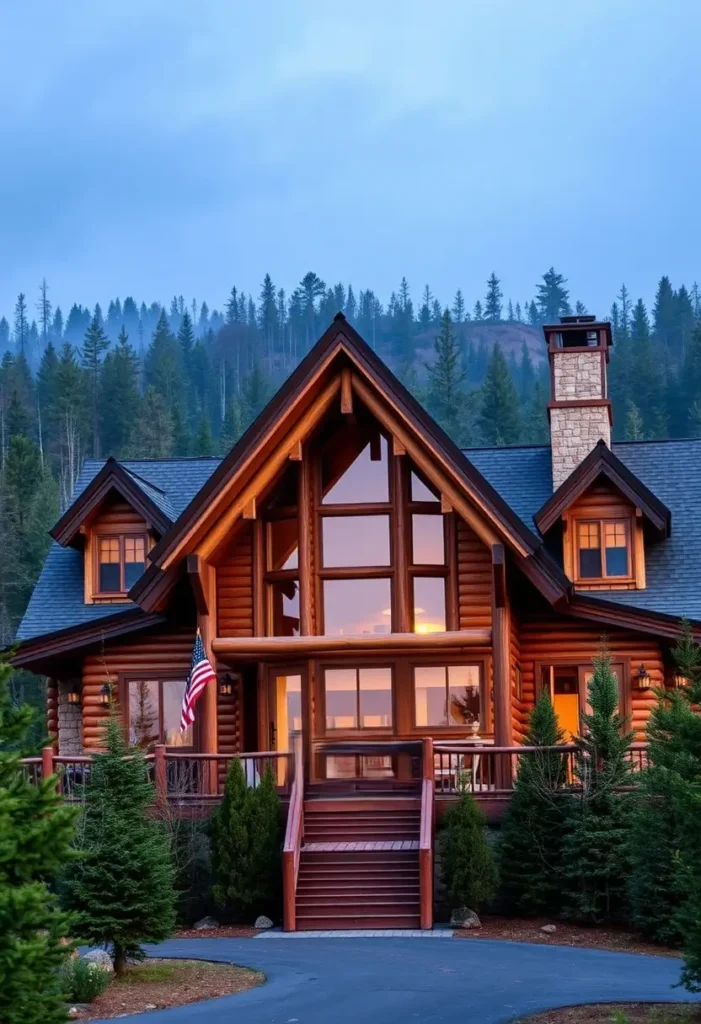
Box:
left=559, top=314, right=596, bottom=324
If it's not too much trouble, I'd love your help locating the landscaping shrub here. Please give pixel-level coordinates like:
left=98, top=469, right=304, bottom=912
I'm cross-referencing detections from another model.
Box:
left=498, top=691, right=567, bottom=916
left=211, top=758, right=281, bottom=920
left=441, top=790, right=497, bottom=912
left=59, top=957, right=111, bottom=1003
left=561, top=646, right=634, bottom=925
left=0, top=654, right=79, bottom=1024
left=61, top=716, right=176, bottom=974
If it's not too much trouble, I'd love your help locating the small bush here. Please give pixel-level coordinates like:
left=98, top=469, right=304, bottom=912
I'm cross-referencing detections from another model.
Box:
left=59, top=957, right=111, bottom=1003
left=441, top=791, right=498, bottom=912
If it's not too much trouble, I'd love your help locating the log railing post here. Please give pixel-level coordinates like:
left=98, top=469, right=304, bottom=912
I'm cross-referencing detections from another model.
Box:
left=42, top=745, right=56, bottom=791
left=419, top=736, right=434, bottom=930
left=154, top=744, right=167, bottom=804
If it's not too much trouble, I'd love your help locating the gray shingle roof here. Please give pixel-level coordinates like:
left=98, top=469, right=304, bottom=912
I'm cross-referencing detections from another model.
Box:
left=17, top=439, right=701, bottom=644
left=16, top=458, right=222, bottom=642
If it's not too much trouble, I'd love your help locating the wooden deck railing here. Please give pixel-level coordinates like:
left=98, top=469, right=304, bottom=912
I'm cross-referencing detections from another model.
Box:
left=282, top=739, right=305, bottom=931
left=419, top=737, right=434, bottom=930
left=432, top=742, right=650, bottom=796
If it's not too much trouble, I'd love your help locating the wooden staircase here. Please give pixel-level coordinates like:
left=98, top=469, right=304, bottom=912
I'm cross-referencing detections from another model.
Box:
left=296, top=798, right=422, bottom=930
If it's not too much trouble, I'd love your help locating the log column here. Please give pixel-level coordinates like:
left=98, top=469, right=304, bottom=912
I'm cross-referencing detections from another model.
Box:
left=491, top=544, right=513, bottom=787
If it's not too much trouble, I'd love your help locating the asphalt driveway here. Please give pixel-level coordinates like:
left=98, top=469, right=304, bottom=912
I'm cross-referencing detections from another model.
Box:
left=90, top=936, right=701, bottom=1024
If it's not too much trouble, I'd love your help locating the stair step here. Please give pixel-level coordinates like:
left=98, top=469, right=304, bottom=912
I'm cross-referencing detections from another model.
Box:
left=297, top=891, right=419, bottom=903
left=296, top=914, right=422, bottom=930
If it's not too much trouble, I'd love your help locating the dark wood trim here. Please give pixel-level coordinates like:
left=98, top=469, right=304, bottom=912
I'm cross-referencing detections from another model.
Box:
left=492, top=544, right=506, bottom=609
left=51, top=457, right=172, bottom=548
left=93, top=531, right=148, bottom=600
left=535, top=439, right=671, bottom=536
left=445, top=513, right=459, bottom=632
left=11, top=611, right=168, bottom=670
left=316, top=502, right=392, bottom=515
left=252, top=518, right=265, bottom=637
left=546, top=398, right=613, bottom=426
left=392, top=451, right=410, bottom=633
left=186, top=554, right=209, bottom=616
left=569, top=513, right=635, bottom=587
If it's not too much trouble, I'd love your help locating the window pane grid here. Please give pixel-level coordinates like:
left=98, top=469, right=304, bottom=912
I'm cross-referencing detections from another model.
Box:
left=325, top=667, right=392, bottom=730
left=414, top=665, right=481, bottom=729
left=97, top=534, right=147, bottom=593
left=576, top=519, right=630, bottom=581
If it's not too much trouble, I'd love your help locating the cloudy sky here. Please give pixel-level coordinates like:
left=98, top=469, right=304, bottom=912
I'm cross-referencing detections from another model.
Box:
left=0, top=0, right=698, bottom=319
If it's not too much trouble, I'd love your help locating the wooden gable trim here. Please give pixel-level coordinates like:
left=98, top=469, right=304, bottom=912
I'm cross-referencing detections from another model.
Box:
left=51, top=458, right=172, bottom=548
left=535, top=440, right=671, bottom=536
left=147, top=314, right=544, bottom=578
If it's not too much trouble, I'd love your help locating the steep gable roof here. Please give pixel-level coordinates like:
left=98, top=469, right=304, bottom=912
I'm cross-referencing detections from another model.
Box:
left=534, top=439, right=671, bottom=536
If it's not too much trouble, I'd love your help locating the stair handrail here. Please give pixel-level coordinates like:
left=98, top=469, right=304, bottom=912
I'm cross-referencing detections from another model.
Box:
left=419, top=736, right=434, bottom=930
left=282, top=736, right=304, bottom=931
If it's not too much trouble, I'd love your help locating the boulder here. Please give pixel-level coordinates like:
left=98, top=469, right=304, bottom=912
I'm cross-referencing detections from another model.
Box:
left=450, top=907, right=481, bottom=929
left=540, top=924, right=557, bottom=934
left=82, top=949, right=114, bottom=973
left=254, top=915, right=274, bottom=929
left=194, top=916, right=219, bottom=930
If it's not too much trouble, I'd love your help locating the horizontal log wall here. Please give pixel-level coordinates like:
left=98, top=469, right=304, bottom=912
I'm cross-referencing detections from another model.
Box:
left=216, top=523, right=254, bottom=637
left=519, top=615, right=665, bottom=740
left=81, top=629, right=195, bottom=749
left=456, top=519, right=492, bottom=631
left=93, top=500, right=148, bottom=532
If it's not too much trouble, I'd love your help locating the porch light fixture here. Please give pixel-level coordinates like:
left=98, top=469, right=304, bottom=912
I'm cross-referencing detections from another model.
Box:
left=66, top=682, right=81, bottom=705
left=99, top=683, right=112, bottom=706
left=636, top=663, right=651, bottom=689
left=673, top=673, right=689, bottom=689
left=219, top=674, right=234, bottom=697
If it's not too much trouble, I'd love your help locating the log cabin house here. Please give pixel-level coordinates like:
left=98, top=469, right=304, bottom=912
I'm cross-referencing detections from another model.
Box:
left=14, top=313, right=701, bottom=929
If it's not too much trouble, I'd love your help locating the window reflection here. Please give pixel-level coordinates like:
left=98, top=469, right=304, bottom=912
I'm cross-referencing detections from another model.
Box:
left=128, top=679, right=192, bottom=748
left=325, top=667, right=392, bottom=729
left=322, top=436, right=389, bottom=503
left=322, top=515, right=390, bottom=567
left=411, top=515, right=445, bottom=565
left=267, top=518, right=298, bottom=571
left=413, top=577, right=446, bottom=633
left=414, top=665, right=481, bottom=728
left=270, top=579, right=300, bottom=636
left=410, top=471, right=439, bottom=502
left=323, top=578, right=392, bottom=635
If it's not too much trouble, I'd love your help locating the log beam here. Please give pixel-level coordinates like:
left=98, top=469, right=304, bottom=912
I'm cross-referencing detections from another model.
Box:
left=212, top=628, right=491, bottom=658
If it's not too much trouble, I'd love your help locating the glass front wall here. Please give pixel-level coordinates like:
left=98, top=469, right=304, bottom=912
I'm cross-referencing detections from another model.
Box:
left=413, top=577, right=446, bottom=633
left=322, top=436, right=389, bottom=503
left=269, top=580, right=300, bottom=636
left=411, top=515, right=445, bottom=565
left=322, top=515, right=390, bottom=568
left=324, top=666, right=392, bottom=729
left=323, top=577, right=392, bottom=635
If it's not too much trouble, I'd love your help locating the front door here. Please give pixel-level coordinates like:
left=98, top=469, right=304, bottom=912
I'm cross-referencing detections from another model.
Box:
left=540, top=663, right=625, bottom=740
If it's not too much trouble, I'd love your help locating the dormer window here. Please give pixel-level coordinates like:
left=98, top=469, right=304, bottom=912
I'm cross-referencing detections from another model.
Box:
left=97, top=534, right=147, bottom=595
left=576, top=518, right=631, bottom=583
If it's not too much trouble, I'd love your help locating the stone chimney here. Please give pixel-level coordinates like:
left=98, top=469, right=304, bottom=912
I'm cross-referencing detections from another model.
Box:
left=545, top=315, right=613, bottom=490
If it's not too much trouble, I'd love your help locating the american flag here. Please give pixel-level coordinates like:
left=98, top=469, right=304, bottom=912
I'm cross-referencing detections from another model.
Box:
left=180, top=631, right=217, bottom=731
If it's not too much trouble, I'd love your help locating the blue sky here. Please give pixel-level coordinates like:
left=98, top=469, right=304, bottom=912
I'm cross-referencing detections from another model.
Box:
left=0, top=0, right=699, bottom=320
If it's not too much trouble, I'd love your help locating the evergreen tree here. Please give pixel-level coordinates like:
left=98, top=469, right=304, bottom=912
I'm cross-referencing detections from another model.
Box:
left=128, top=387, right=174, bottom=458
left=561, top=646, right=634, bottom=924
left=81, top=310, right=110, bottom=457
left=219, top=397, right=244, bottom=454
left=144, top=310, right=184, bottom=425
left=0, top=653, right=78, bottom=1024
left=451, top=289, right=466, bottom=324
left=100, top=328, right=140, bottom=456
left=484, top=273, right=503, bottom=322
left=242, top=364, right=272, bottom=426
left=36, top=279, right=52, bottom=343
left=61, top=717, right=176, bottom=974
left=193, top=414, right=214, bottom=456
left=13, top=293, right=29, bottom=358
left=52, top=343, right=87, bottom=507
left=653, top=275, right=677, bottom=354
left=211, top=758, right=281, bottom=919
left=478, top=343, right=521, bottom=444
left=528, top=300, right=539, bottom=327
left=499, top=692, right=567, bottom=915
left=424, top=310, right=467, bottom=443
left=536, top=267, right=571, bottom=323
left=624, top=401, right=645, bottom=441
left=517, top=342, right=535, bottom=404
left=473, top=299, right=483, bottom=321
left=441, top=792, right=497, bottom=912
left=523, top=378, right=549, bottom=444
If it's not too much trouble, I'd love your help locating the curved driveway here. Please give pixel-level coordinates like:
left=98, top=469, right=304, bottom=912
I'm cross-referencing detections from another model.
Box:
left=91, top=937, right=700, bottom=1024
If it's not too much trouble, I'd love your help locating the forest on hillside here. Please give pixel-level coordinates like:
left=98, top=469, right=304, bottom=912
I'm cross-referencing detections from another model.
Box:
left=2, top=266, right=701, bottom=649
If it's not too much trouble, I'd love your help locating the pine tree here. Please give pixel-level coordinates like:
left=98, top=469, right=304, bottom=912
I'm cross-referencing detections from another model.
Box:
left=211, top=758, right=281, bottom=919
left=561, top=646, right=634, bottom=924
left=653, top=276, right=677, bottom=354
left=528, top=300, right=539, bottom=327
left=627, top=623, right=701, bottom=976
left=219, top=397, right=243, bottom=454
left=0, top=653, right=78, bottom=1024
left=499, top=692, right=567, bottom=915
left=484, top=273, right=503, bottom=322
left=441, top=792, right=497, bottom=912
left=13, top=294, right=29, bottom=358
left=451, top=289, right=466, bottom=324
left=478, top=343, right=521, bottom=445
left=242, top=364, right=272, bottom=426
left=193, top=414, right=214, bottom=456
left=424, top=309, right=467, bottom=443
left=144, top=310, right=184, bottom=424
left=536, top=267, right=571, bottom=323
left=52, top=344, right=87, bottom=506
left=523, top=378, right=549, bottom=444
left=36, top=279, right=52, bottom=343
left=81, top=310, right=110, bottom=457
left=61, top=717, right=176, bottom=974
left=473, top=299, right=483, bottom=321
left=128, top=387, right=174, bottom=458
left=100, top=328, right=140, bottom=456
left=624, top=401, right=645, bottom=441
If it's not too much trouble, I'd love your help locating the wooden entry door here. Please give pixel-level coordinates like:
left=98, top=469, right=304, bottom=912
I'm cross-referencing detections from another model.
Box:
left=267, top=668, right=303, bottom=759
left=540, top=663, right=625, bottom=741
